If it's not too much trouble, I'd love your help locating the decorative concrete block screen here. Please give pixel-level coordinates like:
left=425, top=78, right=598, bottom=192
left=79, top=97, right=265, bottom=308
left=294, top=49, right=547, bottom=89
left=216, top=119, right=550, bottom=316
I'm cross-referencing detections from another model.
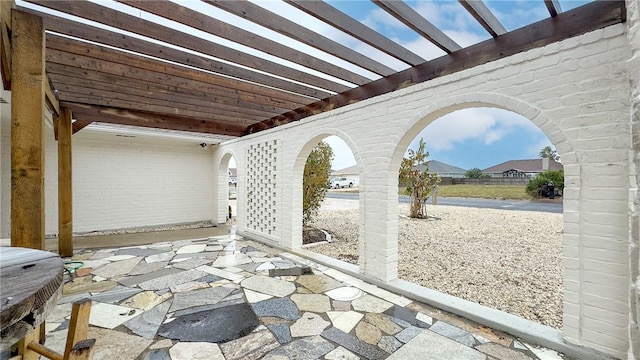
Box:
left=246, top=140, right=278, bottom=236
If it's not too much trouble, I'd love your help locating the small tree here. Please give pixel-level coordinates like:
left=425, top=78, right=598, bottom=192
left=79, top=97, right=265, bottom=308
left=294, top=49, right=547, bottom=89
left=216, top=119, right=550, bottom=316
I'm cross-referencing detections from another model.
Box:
left=465, top=167, right=489, bottom=178
left=526, top=170, right=564, bottom=198
left=539, top=145, right=561, bottom=162
left=303, top=141, right=334, bottom=224
left=399, top=138, right=441, bottom=219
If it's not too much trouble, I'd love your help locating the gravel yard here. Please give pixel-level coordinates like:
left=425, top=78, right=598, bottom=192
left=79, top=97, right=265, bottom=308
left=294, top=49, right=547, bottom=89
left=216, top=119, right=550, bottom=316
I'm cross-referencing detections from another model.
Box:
left=308, top=204, right=564, bottom=329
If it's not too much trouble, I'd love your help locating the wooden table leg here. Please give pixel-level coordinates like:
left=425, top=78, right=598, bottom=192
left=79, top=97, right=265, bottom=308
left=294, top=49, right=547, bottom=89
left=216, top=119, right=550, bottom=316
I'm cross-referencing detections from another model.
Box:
left=17, top=326, right=39, bottom=360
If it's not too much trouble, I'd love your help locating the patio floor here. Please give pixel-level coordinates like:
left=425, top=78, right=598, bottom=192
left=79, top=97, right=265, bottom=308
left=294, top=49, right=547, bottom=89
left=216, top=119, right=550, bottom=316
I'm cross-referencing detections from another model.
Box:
left=27, top=229, right=569, bottom=359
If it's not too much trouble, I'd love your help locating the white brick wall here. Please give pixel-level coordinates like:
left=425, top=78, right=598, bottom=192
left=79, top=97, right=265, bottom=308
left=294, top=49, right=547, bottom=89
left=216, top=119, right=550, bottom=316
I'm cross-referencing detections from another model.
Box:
left=215, top=25, right=634, bottom=358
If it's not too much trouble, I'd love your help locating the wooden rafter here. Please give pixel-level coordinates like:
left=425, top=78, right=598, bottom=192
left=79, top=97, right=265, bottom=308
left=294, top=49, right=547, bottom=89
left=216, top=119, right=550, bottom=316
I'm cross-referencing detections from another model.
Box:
left=1, top=0, right=14, bottom=90
left=24, top=0, right=356, bottom=91
left=204, top=0, right=396, bottom=77
left=71, top=120, right=92, bottom=134
left=285, top=0, right=425, bottom=66
left=27, top=9, right=337, bottom=99
left=373, top=0, right=462, bottom=54
left=246, top=0, right=625, bottom=134
left=64, top=102, right=247, bottom=137
left=458, top=0, right=506, bottom=38
left=117, top=0, right=370, bottom=88
left=544, top=0, right=562, bottom=17
left=44, top=75, right=60, bottom=116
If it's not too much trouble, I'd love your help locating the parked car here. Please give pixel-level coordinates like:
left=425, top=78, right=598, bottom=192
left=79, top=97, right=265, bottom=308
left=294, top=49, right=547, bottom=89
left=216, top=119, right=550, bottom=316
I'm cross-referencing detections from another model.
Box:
left=330, top=177, right=353, bottom=189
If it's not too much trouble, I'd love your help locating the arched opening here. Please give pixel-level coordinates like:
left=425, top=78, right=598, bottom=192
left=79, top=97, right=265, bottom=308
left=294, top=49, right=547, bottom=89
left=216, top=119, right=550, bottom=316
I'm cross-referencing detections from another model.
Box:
left=394, top=105, right=565, bottom=329
left=218, top=152, right=239, bottom=226
left=291, top=134, right=360, bottom=261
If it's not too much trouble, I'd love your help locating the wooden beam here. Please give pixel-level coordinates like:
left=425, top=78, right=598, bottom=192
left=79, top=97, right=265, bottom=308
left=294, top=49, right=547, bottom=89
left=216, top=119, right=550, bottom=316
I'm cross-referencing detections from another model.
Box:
left=11, top=9, right=45, bottom=249
left=204, top=0, right=396, bottom=76
left=285, top=0, right=425, bottom=66
left=544, top=0, right=562, bottom=17
left=373, top=0, right=462, bottom=54
left=23, top=0, right=364, bottom=88
left=1, top=0, right=14, bottom=90
left=23, top=8, right=339, bottom=98
left=44, top=75, right=60, bottom=116
left=246, top=0, right=625, bottom=134
left=58, top=107, right=72, bottom=257
left=63, top=102, right=247, bottom=137
left=117, top=0, right=369, bottom=88
left=71, top=120, right=92, bottom=134
left=458, top=0, right=506, bottom=38
left=46, top=64, right=296, bottom=114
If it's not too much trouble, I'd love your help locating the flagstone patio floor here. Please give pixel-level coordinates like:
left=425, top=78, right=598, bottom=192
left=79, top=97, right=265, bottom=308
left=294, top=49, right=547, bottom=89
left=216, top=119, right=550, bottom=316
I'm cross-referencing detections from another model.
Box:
left=29, top=232, right=571, bottom=360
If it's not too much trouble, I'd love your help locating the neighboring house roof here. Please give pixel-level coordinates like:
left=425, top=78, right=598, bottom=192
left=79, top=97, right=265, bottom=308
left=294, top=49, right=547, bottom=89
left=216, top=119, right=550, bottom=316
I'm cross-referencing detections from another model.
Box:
left=229, top=168, right=237, bottom=177
left=332, top=165, right=358, bottom=176
left=482, top=159, right=563, bottom=173
left=417, top=160, right=467, bottom=174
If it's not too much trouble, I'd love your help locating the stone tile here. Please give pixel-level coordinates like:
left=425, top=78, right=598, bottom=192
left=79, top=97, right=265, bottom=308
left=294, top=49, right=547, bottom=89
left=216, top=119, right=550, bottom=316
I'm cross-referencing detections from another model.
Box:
left=88, top=327, right=152, bottom=360
left=416, top=312, right=433, bottom=325
left=267, top=323, right=292, bottom=344
left=129, top=261, right=170, bottom=276
left=513, top=341, right=528, bottom=350
left=169, top=342, right=224, bottom=360
left=223, top=266, right=244, bottom=273
left=171, top=257, right=214, bottom=270
left=220, top=330, right=279, bottom=360
left=290, top=293, right=331, bottom=313
left=325, top=286, right=364, bottom=301
left=118, top=268, right=182, bottom=287
left=46, top=303, right=73, bottom=323
left=123, top=299, right=171, bottom=339
left=75, top=259, right=110, bottom=270
left=321, top=327, right=388, bottom=360
left=172, top=298, right=245, bottom=318
left=387, top=330, right=485, bottom=360
left=244, top=289, right=273, bottom=303
left=383, top=305, right=429, bottom=328
left=176, top=244, right=207, bottom=254
left=116, top=248, right=168, bottom=257
left=245, top=250, right=268, bottom=257
left=158, top=302, right=259, bottom=343
left=90, top=249, right=116, bottom=260
left=59, top=292, right=91, bottom=305
left=326, top=311, right=364, bottom=333
left=429, top=321, right=476, bottom=347
left=138, top=269, right=207, bottom=290
left=197, top=274, right=221, bottom=283
left=241, top=275, right=296, bottom=297
left=75, top=268, right=93, bottom=277
left=523, top=343, right=564, bottom=360
left=476, top=343, right=534, bottom=360
left=72, top=251, right=95, bottom=260
left=332, top=300, right=351, bottom=311
left=237, top=262, right=260, bottom=272
left=296, top=274, right=343, bottom=293
left=272, top=260, right=297, bottom=269
left=323, top=269, right=411, bottom=306
left=268, top=266, right=313, bottom=276
left=196, top=265, right=245, bottom=282
left=395, top=326, right=423, bottom=343
left=170, top=281, right=210, bottom=293
left=103, top=254, right=137, bottom=262
left=355, top=321, right=382, bottom=345
left=145, top=251, right=176, bottom=263
left=351, top=294, right=393, bottom=313
left=365, top=313, right=403, bottom=335
left=121, top=290, right=172, bottom=311
left=256, top=262, right=276, bottom=271
left=290, top=312, right=330, bottom=337
left=324, top=346, right=360, bottom=360
left=149, top=339, right=174, bottom=350
left=205, top=245, right=223, bottom=252
left=89, top=302, right=142, bottom=329
left=93, top=276, right=107, bottom=282
left=252, top=297, right=300, bottom=320
left=138, top=348, right=171, bottom=360
left=263, top=336, right=335, bottom=360
left=170, top=285, right=236, bottom=312
left=212, top=253, right=252, bottom=267
left=89, top=285, right=142, bottom=304
left=378, top=335, right=403, bottom=353
left=63, top=277, right=117, bottom=295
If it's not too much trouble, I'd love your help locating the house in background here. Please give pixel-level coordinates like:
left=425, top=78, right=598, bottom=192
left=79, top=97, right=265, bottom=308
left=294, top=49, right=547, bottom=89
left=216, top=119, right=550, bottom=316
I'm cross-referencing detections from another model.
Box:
left=482, top=158, right=563, bottom=178
left=331, top=165, right=359, bottom=186
left=417, top=160, right=467, bottom=178
left=228, top=168, right=237, bottom=184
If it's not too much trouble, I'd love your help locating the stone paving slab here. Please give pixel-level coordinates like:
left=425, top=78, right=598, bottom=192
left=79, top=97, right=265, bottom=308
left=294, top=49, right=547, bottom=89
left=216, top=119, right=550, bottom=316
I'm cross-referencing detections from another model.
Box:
left=36, top=235, right=569, bottom=360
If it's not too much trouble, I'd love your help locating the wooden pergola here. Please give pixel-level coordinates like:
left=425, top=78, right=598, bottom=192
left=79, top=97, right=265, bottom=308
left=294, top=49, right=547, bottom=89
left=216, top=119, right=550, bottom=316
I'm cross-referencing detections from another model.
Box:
left=0, top=0, right=626, bottom=255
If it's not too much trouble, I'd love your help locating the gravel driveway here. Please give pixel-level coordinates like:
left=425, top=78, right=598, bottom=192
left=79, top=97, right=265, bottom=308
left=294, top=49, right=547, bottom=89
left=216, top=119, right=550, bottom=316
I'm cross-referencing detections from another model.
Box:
left=308, top=204, right=563, bottom=329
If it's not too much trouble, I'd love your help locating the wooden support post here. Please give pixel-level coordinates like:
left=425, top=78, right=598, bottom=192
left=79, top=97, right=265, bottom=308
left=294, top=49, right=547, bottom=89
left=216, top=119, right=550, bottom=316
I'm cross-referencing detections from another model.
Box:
left=17, top=325, right=40, bottom=360
left=64, top=299, right=91, bottom=360
left=58, top=107, right=73, bottom=257
left=10, top=9, right=45, bottom=249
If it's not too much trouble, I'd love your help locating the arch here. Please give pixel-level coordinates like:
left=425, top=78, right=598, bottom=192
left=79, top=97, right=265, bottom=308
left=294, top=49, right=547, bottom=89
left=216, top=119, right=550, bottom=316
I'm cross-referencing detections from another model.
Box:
left=289, top=128, right=362, bottom=249
left=216, top=149, right=239, bottom=225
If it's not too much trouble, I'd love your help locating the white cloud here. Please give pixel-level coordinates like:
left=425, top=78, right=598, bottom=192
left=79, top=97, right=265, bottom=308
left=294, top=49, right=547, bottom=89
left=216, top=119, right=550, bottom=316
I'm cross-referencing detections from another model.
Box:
left=412, top=108, right=540, bottom=152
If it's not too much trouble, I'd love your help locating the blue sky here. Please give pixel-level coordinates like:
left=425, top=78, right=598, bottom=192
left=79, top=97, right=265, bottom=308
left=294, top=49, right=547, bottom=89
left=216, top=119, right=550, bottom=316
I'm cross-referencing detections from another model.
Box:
left=318, top=0, right=590, bottom=171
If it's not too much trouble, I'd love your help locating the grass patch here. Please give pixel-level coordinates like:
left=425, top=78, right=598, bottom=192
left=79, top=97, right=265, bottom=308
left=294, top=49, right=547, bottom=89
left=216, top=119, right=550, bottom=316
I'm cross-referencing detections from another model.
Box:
left=399, top=184, right=531, bottom=200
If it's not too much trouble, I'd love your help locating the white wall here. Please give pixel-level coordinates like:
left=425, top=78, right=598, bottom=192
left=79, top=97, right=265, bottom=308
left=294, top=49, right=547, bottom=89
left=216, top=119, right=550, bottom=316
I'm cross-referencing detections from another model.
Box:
left=214, top=25, right=633, bottom=358
left=0, top=88, right=10, bottom=238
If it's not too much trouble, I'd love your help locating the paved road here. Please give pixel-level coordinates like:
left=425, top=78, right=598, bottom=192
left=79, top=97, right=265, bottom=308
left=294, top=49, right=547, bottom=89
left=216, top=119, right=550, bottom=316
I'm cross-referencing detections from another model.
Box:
left=326, top=191, right=563, bottom=214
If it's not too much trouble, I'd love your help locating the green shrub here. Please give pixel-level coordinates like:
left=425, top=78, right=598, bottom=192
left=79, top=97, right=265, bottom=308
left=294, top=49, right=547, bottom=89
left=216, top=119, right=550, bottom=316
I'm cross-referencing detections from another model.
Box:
left=526, top=170, right=564, bottom=198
